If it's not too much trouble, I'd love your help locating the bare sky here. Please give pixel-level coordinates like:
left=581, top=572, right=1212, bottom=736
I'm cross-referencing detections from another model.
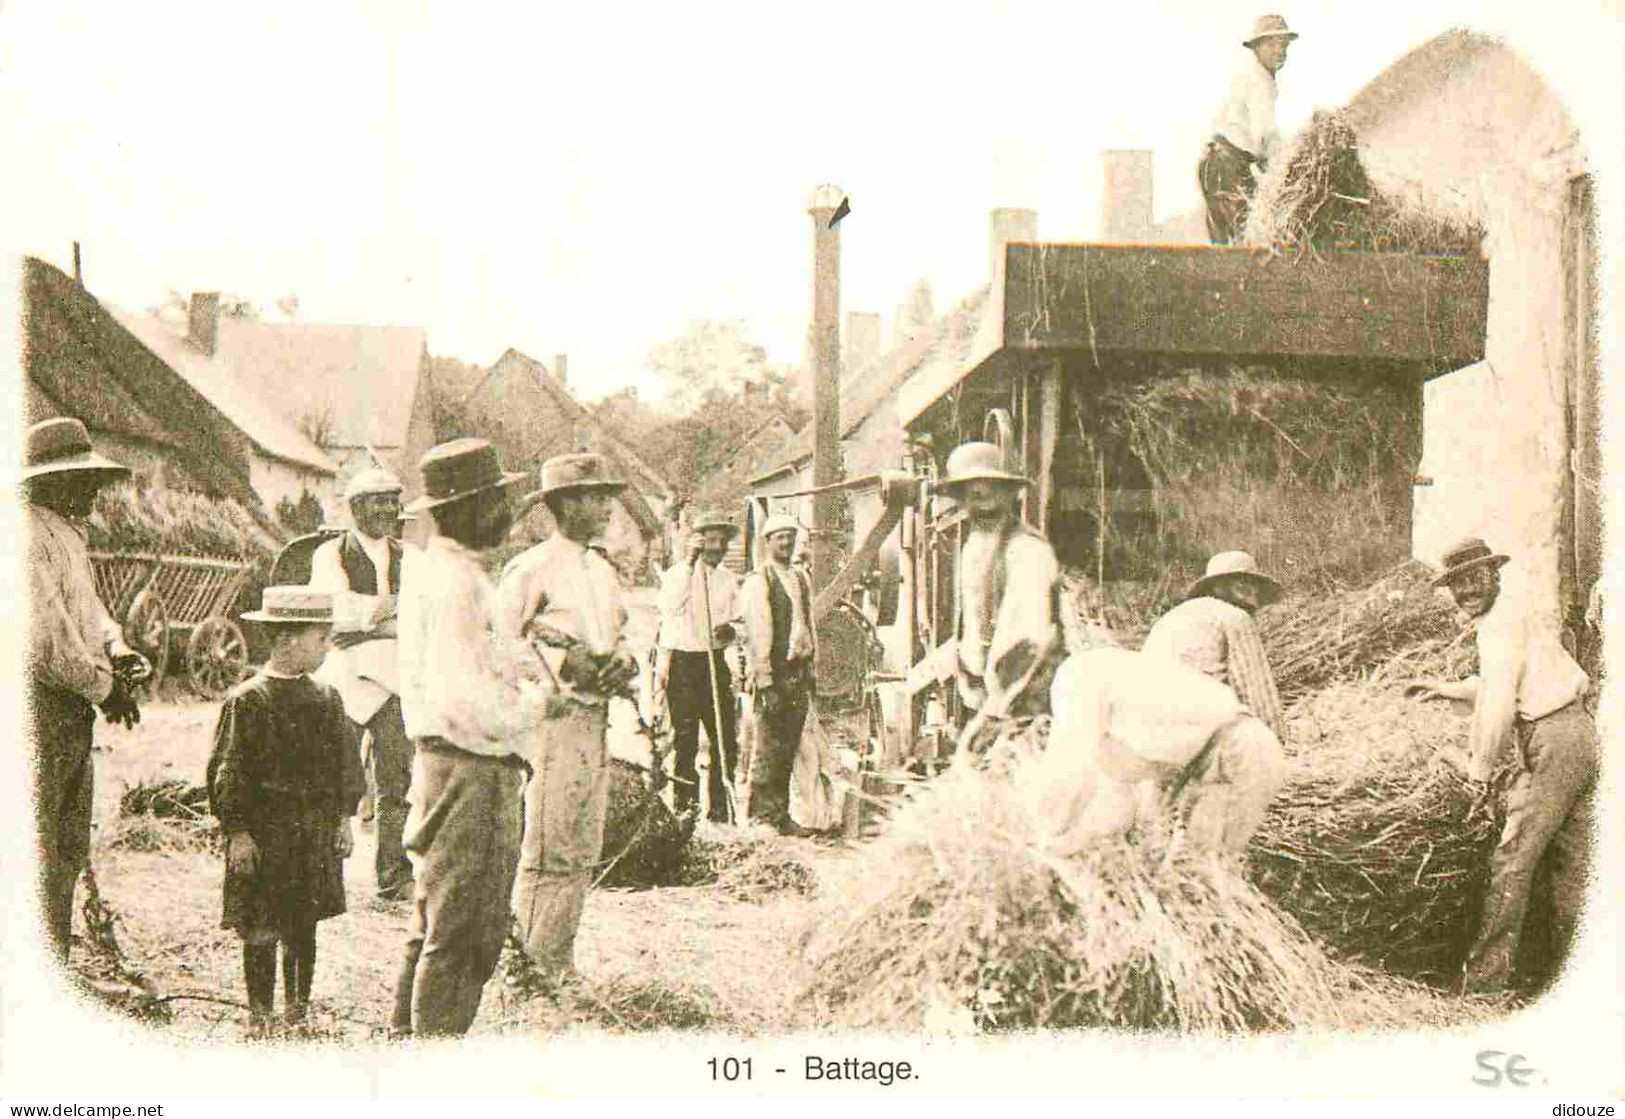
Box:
left=5, top=0, right=1621, bottom=402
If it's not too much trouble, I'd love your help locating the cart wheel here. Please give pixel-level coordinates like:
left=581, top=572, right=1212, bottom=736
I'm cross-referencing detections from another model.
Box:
left=186, top=617, right=249, bottom=698
left=123, top=589, right=170, bottom=694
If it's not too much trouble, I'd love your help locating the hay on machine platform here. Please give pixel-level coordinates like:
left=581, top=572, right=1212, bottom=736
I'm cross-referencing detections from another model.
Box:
left=1248, top=681, right=1504, bottom=986
left=797, top=760, right=1497, bottom=1035
left=1242, top=110, right=1486, bottom=257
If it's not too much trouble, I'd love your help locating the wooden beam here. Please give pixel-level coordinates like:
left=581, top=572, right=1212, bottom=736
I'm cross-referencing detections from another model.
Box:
left=1003, top=244, right=1488, bottom=374
left=813, top=500, right=906, bottom=622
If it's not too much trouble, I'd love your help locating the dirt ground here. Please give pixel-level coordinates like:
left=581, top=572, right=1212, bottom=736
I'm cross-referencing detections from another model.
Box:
left=72, top=590, right=848, bottom=1044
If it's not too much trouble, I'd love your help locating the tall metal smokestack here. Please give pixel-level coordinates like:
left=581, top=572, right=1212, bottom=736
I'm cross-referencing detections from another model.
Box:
left=807, top=184, right=846, bottom=592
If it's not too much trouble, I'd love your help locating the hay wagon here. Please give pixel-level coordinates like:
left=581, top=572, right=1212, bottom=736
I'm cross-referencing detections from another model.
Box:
left=91, top=550, right=256, bottom=698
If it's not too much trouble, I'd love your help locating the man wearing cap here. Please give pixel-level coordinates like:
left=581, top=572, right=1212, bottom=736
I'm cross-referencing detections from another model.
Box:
left=1199, top=15, right=1298, bottom=244
left=393, top=438, right=539, bottom=1036
left=939, top=441, right=1061, bottom=745
left=308, top=467, right=414, bottom=901
left=495, top=454, right=637, bottom=979
left=740, top=514, right=818, bottom=835
left=23, top=417, right=151, bottom=960
left=1142, top=551, right=1287, bottom=739
left=655, top=511, right=744, bottom=822
left=1407, top=538, right=1596, bottom=992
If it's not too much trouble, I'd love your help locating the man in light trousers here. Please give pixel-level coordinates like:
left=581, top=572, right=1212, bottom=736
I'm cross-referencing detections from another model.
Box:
left=496, top=454, right=637, bottom=986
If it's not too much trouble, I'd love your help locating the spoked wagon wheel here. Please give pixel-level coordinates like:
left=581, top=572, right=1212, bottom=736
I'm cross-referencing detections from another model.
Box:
left=186, top=617, right=249, bottom=699
left=123, top=589, right=170, bottom=694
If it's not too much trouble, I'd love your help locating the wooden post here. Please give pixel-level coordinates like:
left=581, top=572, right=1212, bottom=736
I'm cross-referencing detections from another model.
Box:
left=808, top=185, right=845, bottom=595
left=1096, top=445, right=1107, bottom=589
left=898, top=459, right=918, bottom=760
left=1035, top=360, right=1062, bottom=536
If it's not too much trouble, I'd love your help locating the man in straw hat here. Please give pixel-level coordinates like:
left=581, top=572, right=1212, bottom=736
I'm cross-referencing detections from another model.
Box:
left=1143, top=550, right=1287, bottom=739
left=1407, top=538, right=1596, bottom=992
left=23, top=417, right=152, bottom=960
left=654, top=509, right=744, bottom=822
left=740, top=513, right=819, bottom=835
left=1199, top=14, right=1298, bottom=243
left=936, top=441, right=1061, bottom=751
left=494, top=453, right=636, bottom=981
left=308, top=466, right=415, bottom=901
left=392, top=437, right=539, bottom=1036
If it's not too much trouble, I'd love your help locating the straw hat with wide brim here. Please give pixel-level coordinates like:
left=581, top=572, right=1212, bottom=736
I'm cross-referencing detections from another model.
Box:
left=405, top=438, right=527, bottom=513
left=1243, top=14, right=1298, bottom=47
left=1430, top=537, right=1510, bottom=588
left=1188, top=550, right=1283, bottom=604
left=932, top=441, right=1031, bottom=490
left=241, top=585, right=336, bottom=625
left=537, top=453, right=628, bottom=499
left=22, top=417, right=131, bottom=483
left=691, top=510, right=740, bottom=539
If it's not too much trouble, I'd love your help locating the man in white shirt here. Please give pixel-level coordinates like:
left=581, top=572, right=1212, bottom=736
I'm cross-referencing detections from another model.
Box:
left=1407, top=538, right=1597, bottom=993
left=494, top=453, right=636, bottom=980
left=24, top=418, right=150, bottom=960
left=936, top=442, right=1061, bottom=755
left=1037, top=647, right=1287, bottom=857
left=655, top=511, right=743, bottom=822
left=1199, top=14, right=1298, bottom=243
left=393, top=438, right=534, bottom=1037
left=740, top=514, right=818, bottom=835
left=1142, top=550, right=1287, bottom=739
left=308, top=468, right=413, bottom=901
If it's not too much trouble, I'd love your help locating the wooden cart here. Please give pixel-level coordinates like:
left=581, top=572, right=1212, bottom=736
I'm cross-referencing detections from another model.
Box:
left=90, top=551, right=257, bottom=698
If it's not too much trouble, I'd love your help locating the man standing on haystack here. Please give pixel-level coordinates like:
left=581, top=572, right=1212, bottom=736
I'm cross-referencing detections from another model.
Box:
left=1407, top=538, right=1596, bottom=993
left=938, top=441, right=1061, bottom=755
left=308, top=467, right=414, bottom=902
left=1143, top=550, right=1287, bottom=739
left=393, top=437, right=536, bottom=1037
left=740, top=513, right=819, bottom=836
left=495, top=453, right=637, bottom=987
left=655, top=511, right=744, bottom=823
left=23, top=417, right=150, bottom=962
left=1199, top=14, right=1298, bottom=243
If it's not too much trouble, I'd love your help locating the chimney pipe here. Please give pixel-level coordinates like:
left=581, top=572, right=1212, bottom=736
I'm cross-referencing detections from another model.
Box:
left=72, top=242, right=82, bottom=286
left=188, top=292, right=221, bottom=357
left=807, top=184, right=845, bottom=593
left=554, top=353, right=568, bottom=387
left=844, top=311, right=882, bottom=374
left=988, top=207, right=1038, bottom=284
left=1101, top=150, right=1154, bottom=241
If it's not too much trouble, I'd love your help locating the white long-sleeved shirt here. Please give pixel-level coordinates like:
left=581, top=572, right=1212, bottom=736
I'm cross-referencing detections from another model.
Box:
left=957, top=527, right=1059, bottom=691
left=1466, top=601, right=1591, bottom=774
left=1142, top=595, right=1286, bottom=739
left=494, top=533, right=628, bottom=703
left=740, top=560, right=817, bottom=686
left=397, top=535, right=542, bottom=757
left=308, top=531, right=399, bottom=722
left=656, top=558, right=741, bottom=653
left=1212, top=52, right=1281, bottom=164
left=27, top=504, right=122, bottom=704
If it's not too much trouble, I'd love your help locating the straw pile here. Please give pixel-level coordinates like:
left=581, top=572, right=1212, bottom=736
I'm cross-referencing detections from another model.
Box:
left=1248, top=681, right=1504, bottom=985
left=1243, top=110, right=1486, bottom=257
left=110, top=778, right=219, bottom=853
left=89, top=482, right=281, bottom=560
left=1090, top=367, right=1419, bottom=618
left=595, top=758, right=690, bottom=889
left=798, top=759, right=1491, bottom=1034
left=676, top=821, right=820, bottom=902
left=1258, top=561, right=1475, bottom=704
left=496, top=930, right=728, bottom=1032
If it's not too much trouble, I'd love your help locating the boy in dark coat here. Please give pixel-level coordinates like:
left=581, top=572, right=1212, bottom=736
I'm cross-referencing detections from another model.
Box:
left=207, top=586, right=366, bottom=1034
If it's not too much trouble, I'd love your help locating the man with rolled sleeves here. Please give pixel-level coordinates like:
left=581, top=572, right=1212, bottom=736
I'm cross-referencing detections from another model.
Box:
left=655, top=511, right=744, bottom=822
left=393, top=438, right=538, bottom=1036
left=1199, top=15, right=1299, bottom=243
left=740, top=514, right=818, bottom=835
left=495, top=454, right=637, bottom=984
left=23, top=418, right=151, bottom=960
left=308, top=467, right=414, bottom=901
left=1407, top=538, right=1597, bottom=992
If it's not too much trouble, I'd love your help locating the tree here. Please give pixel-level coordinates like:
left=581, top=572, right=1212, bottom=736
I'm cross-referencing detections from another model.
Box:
left=895, top=278, right=935, bottom=345
left=648, top=319, right=773, bottom=414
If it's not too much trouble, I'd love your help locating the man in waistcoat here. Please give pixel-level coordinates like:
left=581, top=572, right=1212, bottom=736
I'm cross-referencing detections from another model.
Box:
left=309, top=468, right=414, bottom=901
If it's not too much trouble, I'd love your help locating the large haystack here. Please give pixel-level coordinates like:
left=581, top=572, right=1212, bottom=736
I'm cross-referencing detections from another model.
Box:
left=798, top=759, right=1500, bottom=1034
